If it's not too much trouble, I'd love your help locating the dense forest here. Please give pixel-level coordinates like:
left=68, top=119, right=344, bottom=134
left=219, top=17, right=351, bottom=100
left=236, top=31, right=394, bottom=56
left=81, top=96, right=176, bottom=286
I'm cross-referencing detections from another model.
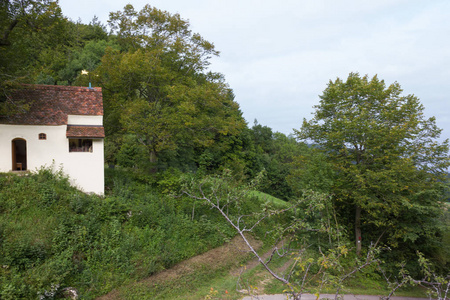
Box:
left=1, top=1, right=449, bottom=299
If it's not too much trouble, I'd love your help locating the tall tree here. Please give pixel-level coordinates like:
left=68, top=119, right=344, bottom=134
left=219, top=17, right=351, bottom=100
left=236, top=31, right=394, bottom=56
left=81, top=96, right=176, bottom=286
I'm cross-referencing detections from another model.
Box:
left=99, top=4, right=245, bottom=171
left=296, top=73, right=450, bottom=256
left=0, top=0, right=68, bottom=114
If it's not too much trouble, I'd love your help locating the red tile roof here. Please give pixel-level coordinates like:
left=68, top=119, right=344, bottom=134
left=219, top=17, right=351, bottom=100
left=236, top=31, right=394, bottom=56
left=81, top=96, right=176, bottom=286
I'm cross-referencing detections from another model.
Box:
left=66, top=125, right=105, bottom=138
left=1, top=85, right=103, bottom=125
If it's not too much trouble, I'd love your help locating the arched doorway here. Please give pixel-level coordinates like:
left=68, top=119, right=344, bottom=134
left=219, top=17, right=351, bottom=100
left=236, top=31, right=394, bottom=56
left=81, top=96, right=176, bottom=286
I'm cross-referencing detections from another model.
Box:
left=12, top=138, right=27, bottom=171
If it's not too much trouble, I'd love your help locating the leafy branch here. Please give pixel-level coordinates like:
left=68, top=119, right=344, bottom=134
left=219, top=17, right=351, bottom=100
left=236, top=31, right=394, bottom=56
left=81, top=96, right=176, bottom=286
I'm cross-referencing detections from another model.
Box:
left=181, top=172, right=382, bottom=300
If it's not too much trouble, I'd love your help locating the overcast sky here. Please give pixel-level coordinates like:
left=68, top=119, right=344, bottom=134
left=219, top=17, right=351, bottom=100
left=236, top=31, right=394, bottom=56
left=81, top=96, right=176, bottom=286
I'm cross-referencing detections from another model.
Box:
left=58, top=0, right=450, bottom=142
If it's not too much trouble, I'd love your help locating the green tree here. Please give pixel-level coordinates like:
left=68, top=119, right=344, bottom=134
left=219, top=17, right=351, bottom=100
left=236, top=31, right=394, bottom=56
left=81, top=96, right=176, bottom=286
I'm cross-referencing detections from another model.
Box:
left=99, top=4, right=245, bottom=171
left=287, top=146, right=335, bottom=196
left=240, top=121, right=308, bottom=200
left=0, top=0, right=63, bottom=47
left=38, top=18, right=111, bottom=86
left=0, top=0, right=68, bottom=114
left=296, top=73, right=450, bottom=256
left=0, top=0, right=110, bottom=95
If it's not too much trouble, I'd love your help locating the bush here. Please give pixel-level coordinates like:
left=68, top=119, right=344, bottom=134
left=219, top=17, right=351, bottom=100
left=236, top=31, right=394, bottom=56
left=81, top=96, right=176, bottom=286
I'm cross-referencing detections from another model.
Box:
left=0, top=169, right=240, bottom=298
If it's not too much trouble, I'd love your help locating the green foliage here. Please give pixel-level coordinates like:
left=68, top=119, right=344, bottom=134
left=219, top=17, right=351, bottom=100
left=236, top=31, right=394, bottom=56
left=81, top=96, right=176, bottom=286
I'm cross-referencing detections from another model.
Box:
left=0, top=168, right=239, bottom=299
left=0, top=0, right=69, bottom=114
left=297, top=73, right=450, bottom=259
left=0, top=0, right=113, bottom=116
left=242, top=121, right=308, bottom=200
left=156, top=167, right=184, bottom=194
left=96, top=4, right=246, bottom=172
left=181, top=172, right=398, bottom=299
left=248, top=191, right=289, bottom=208
left=288, top=147, right=335, bottom=195
left=380, top=251, right=450, bottom=300
left=114, top=134, right=147, bottom=168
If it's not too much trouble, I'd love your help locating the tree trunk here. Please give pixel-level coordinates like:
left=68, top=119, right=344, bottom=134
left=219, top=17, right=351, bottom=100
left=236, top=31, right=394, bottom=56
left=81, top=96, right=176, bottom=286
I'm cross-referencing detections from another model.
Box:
left=355, top=205, right=362, bottom=256
left=1, top=19, right=18, bottom=46
left=149, top=149, right=157, bottom=173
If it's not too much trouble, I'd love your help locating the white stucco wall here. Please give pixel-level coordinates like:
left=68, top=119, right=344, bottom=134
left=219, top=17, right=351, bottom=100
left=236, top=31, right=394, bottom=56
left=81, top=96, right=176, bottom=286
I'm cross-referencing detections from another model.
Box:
left=67, top=115, right=103, bottom=125
left=0, top=124, right=104, bottom=194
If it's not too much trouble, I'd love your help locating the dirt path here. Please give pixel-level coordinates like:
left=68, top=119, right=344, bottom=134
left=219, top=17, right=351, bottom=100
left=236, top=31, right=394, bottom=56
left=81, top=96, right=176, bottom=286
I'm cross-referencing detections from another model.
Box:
left=97, top=237, right=427, bottom=300
left=98, top=235, right=264, bottom=299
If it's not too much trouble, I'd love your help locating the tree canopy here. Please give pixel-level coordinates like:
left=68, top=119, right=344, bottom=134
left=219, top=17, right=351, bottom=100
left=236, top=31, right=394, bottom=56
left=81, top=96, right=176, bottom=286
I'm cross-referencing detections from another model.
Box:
left=0, top=0, right=67, bottom=113
left=95, top=4, right=246, bottom=171
left=0, top=0, right=110, bottom=115
left=296, top=73, right=450, bottom=256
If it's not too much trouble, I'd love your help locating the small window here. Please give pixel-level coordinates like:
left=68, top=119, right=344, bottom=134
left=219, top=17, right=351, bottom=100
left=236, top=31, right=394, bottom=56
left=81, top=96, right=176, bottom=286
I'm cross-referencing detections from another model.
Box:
left=69, top=139, right=93, bottom=152
left=39, top=133, right=47, bottom=140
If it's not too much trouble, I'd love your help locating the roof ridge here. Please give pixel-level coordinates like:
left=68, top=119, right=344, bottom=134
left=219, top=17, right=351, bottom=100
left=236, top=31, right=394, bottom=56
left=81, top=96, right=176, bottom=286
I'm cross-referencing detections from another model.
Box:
left=21, top=84, right=102, bottom=92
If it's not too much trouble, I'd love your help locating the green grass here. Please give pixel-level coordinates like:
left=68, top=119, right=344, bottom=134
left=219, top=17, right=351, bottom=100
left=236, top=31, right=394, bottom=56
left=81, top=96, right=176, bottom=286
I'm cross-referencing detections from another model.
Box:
left=262, top=261, right=429, bottom=298
left=0, top=169, right=239, bottom=299
left=248, top=191, right=289, bottom=208
left=101, top=237, right=260, bottom=300
left=117, top=267, right=238, bottom=299
left=109, top=187, right=434, bottom=299
left=1, top=169, right=443, bottom=300
left=113, top=247, right=429, bottom=300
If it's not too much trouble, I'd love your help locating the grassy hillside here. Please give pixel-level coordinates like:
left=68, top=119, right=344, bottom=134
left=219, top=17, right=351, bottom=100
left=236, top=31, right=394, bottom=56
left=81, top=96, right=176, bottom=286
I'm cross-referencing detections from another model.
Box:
left=1, top=168, right=446, bottom=299
left=0, top=168, right=224, bottom=298
left=0, top=167, right=287, bottom=299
